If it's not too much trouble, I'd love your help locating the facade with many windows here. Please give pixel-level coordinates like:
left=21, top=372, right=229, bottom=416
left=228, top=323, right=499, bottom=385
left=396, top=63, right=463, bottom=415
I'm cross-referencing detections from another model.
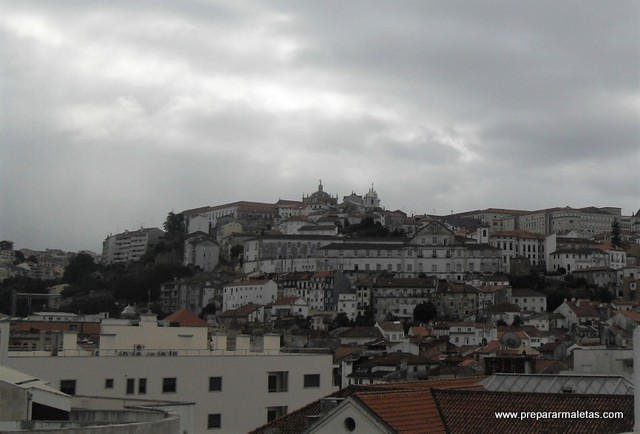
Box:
left=0, top=320, right=333, bottom=434
left=101, top=227, right=164, bottom=265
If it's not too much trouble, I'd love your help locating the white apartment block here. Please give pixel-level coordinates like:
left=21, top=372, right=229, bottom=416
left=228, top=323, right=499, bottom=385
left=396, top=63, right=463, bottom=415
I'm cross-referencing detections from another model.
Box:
left=490, top=230, right=545, bottom=269
left=101, top=228, right=164, bottom=264
left=438, top=322, right=497, bottom=347
left=548, top=248, right=609, bottom=273
left=0, top=320, right=333, bottom=434
left=222, top=279, right=278, bottom=311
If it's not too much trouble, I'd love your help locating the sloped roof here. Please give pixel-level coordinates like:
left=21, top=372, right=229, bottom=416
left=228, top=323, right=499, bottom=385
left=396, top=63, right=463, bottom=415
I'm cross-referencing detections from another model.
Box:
left=218, top=304, right=262, bottom=318
left=481, top=374, right=632, bottom=395
left=163, top=309, right=208, bottom=327
left=565, top=300, right=599, bottom=317
left=433, top=389, right=633, bottom=434
left=355, top=389, right=445, bottom=434
left=339, top=327, right=383, bottom=339
left=378, top=321, right=404, bottom=332
left=248, top=377, right=484, bottom=434
left=620, top=310, right=640, bottom=323
left=408, top=326, right=429, bottom=337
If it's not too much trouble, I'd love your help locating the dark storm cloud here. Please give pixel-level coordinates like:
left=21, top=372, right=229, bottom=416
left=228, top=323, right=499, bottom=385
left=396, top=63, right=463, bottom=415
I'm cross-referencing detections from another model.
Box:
left=1, top=0, right=638, bottom=251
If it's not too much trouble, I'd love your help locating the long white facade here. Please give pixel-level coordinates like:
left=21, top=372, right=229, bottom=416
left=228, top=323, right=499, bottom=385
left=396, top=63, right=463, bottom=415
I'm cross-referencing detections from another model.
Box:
left=0, top=321, right=333, bottom=434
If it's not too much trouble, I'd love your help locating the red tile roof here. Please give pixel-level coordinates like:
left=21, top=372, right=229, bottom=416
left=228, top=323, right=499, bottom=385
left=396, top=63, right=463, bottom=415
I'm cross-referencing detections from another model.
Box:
left=273, top=296, right=300, bottom=305
left=620, top=310, right=640, bottom=323
left=163, top=309, right=208, bottom=327
left=355, top=389, right=445, bottom=434
left=433, top=389, right=633, bottom=434
left=566, top=300, right=599, bottom=317
left=378, top=321, right=404, bottom=332
left=248, top=377, right=485, bottom=434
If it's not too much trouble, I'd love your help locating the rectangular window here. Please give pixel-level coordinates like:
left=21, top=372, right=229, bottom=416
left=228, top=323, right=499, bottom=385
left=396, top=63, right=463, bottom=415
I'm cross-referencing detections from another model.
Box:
left=60, top=380, right=76, bottom=395
left=208, top=413, right=221, bottom=429
left=126, top=378, right=135, bottom=395
left=304, top=374, right=320, bottom=388
left=268, top=371, right=288, bottom=392
left=209, top=376, right=222, bottom=391
left=105, top=379, right=114, bottom=389
left=267, top=406, right=288, bottom=422
left=138, top=378, right=147, bottom=394
left=162, top=377, right=177, bottom=393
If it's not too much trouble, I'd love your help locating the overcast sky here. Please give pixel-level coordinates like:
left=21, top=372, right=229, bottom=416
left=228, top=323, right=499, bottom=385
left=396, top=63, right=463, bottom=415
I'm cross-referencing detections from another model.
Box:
left=1, top=1, right=638, bottom=253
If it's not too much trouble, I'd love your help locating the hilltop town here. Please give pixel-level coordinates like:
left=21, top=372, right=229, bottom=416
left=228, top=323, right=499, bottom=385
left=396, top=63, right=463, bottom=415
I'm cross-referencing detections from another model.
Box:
left=1, top=182, right=639, bottom=433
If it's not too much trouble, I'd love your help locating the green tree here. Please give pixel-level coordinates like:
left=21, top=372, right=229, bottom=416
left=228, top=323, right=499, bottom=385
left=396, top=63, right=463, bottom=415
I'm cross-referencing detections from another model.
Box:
left=611, top=218, right=622, bottom=247
left=63, top=253, right=98, bottom=284
left=13, top=250, right=25, bottom=264
left=331, top=312, right=352, bottom=329
left=413, top=301, right=437, bottom=324
left=164, top=211, right=185, bottom=235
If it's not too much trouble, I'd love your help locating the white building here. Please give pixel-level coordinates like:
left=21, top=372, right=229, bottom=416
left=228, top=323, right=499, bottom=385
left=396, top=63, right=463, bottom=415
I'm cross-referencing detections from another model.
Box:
left=222, top=279, right=278, bottom=312
left=101, top=228, right=164, bottom=265
left=509, top=288, right=547, bottom=314
left=548, top=248, right=608, bottom=274
left=338, top=293, right=358, bottom=321
left=0, top=318, right=334, bottom=434
left=183, top=233, right=220, bottom=272
left=490, top=230, right=545, bottom=270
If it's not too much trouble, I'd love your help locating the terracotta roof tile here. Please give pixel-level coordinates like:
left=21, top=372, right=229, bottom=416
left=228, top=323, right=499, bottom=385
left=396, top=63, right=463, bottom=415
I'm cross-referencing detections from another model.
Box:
left=248, top=377, right=485, bottom=434
left=163, top=309, right=208, bottom=327
left=433, top=389, right=633, bottom=434
left=355, top=389, right=445, bottom=434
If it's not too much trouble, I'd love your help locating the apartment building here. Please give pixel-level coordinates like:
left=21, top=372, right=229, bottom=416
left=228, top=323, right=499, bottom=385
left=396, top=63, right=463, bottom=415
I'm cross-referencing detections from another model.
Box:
left=317, top=221, right=502, bottom=279
left=367, top=277, right=438, bottom=322
left=243, top=234, right=339, bottom=273
left=101, top=227, right=164, bottom=264
left=159, top=276, right=217, bottom=317
left=222, top=279, right=277, bottom=311
left=0, top=317, right=333, bottom=434
left=490, top=230, right=545, bottom=270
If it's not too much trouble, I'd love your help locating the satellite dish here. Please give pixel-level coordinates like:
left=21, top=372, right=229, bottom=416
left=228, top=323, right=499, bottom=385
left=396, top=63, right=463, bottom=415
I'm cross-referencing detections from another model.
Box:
left=501, top=332, right=522, bottom=349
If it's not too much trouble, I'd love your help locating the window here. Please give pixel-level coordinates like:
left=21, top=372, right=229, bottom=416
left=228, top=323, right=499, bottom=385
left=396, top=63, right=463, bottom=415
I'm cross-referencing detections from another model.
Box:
left=138, top=378, right=147, bottom=394
left=60, top=380, right=76, bottom=395
left=162, top=377, right=177, bottom=393
left=126, top=378, right=135, bottom=394
left=209, top=376, right=222, bottom=391
left=304, top=374, right=320, bottom=388
left=268, top=371, right=288, bottom=392
left=105, top=379, right=114, bottom=389
left=267, top=406, right=288, bottom=422
left=208, top=413, right=221, bottom=429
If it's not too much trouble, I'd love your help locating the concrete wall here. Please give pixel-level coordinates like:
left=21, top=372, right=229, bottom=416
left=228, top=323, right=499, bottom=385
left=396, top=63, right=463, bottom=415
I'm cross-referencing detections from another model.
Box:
left=0, top=411, right=179, bottom=434
left=4, top=352, right=333, bottom=434
left=0, top=381, right=27, bottom=420
left=100, top=316, right=208, bottom=353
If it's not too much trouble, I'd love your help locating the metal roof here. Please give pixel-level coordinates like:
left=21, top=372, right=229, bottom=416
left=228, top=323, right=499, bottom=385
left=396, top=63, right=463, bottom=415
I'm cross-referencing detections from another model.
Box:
left=480, top=373, right=633, bottom=395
